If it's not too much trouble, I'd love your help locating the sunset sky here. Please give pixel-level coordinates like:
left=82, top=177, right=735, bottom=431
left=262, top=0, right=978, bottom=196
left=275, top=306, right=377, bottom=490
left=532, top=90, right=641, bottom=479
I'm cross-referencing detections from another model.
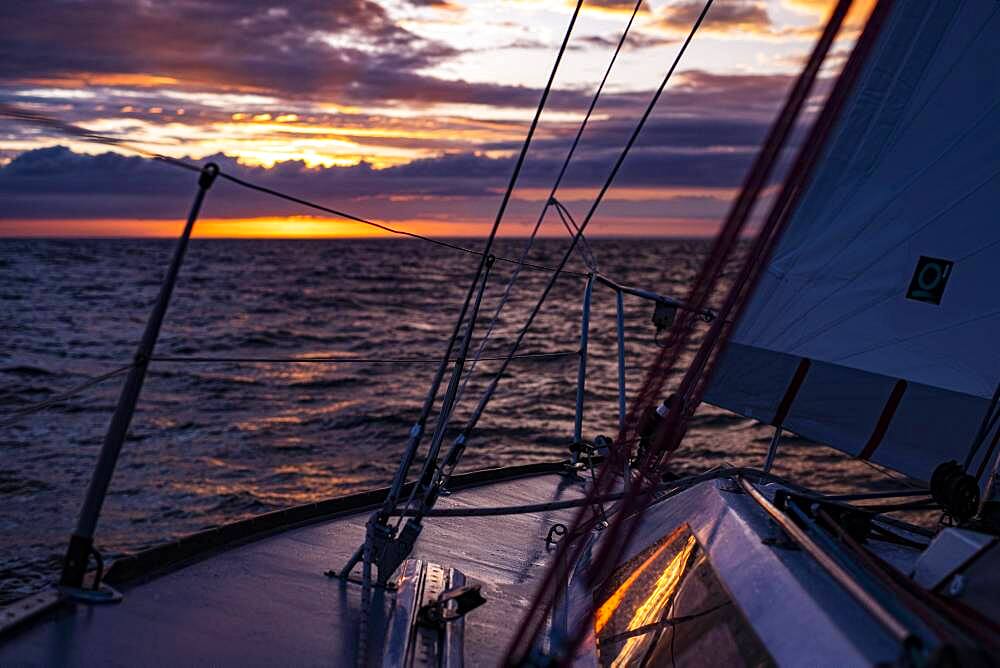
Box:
left=0, top=0, right=868, bottom=238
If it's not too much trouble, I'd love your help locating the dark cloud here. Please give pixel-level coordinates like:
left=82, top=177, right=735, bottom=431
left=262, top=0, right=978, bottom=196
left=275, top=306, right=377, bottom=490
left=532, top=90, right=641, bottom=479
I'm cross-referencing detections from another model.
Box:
left=0, top=139, right=756, bottom=222
left=0, top=0, right=715, bottom=113
left=0, top=0, right=606, bottom=114
left=0, top=61, right=803, bottom=222
left=505, top=115, right=770, bottom=192
left=0, top=66, right=793, bottom=167
left=0, top=0, right=794, bottom=142
left=660, top=0, right=773, bottom=33
left=576, top=32, right=677, bottom=49
left=0, top=0, right=458, bottom=103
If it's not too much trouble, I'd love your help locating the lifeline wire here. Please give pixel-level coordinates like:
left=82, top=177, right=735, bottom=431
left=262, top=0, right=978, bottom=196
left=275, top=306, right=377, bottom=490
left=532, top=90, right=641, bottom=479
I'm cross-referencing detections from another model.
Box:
left=0, top=364, right=133, bottom=429
left=0, top=353, right=572, bottom=427
left=215, top=171, right=587, bottom=277
left=149, top=351, right=575, bottom=365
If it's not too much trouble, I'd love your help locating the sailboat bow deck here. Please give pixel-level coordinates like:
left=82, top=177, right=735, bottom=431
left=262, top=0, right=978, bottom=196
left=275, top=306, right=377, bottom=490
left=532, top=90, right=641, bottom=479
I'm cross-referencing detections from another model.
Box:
left=0, top=463, right=948, bottom=666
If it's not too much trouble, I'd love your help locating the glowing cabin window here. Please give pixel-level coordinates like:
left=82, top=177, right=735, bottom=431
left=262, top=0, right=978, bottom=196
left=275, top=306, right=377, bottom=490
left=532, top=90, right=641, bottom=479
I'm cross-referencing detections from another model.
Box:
left=593, top=524, right=774, bottom=667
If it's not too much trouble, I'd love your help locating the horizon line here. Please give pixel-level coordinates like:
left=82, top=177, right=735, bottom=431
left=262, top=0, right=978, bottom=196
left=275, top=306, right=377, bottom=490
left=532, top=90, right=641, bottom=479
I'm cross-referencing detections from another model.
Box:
left=0, top=233, right=716, bottom=240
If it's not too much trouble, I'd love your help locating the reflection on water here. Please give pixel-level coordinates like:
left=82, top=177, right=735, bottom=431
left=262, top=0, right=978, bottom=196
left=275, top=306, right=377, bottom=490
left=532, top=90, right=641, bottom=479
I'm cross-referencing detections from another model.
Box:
left=0, top=238, right=915, bottom=604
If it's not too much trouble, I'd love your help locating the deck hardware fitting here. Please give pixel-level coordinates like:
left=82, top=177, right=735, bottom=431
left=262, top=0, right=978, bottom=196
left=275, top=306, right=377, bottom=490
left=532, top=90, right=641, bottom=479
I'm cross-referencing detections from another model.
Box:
left=418, top=584, right=486, bottom=627
left=947, top=574, right=966, bottom=597
left=546, top=523, right=568, bottom=547
left=715, top=477, right=743, bottom=493
left=58, top=584, right=123, bottom=604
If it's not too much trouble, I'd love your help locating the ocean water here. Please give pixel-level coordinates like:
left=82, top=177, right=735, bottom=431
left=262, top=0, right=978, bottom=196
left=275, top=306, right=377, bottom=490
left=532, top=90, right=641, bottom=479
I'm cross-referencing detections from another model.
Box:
left=0, top=238, right=911, bottom=604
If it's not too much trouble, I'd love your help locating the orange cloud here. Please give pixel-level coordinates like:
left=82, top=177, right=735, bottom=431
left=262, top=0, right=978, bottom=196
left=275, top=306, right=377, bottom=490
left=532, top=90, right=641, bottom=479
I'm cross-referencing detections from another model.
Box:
left=17, top=73, right=180, bottom=88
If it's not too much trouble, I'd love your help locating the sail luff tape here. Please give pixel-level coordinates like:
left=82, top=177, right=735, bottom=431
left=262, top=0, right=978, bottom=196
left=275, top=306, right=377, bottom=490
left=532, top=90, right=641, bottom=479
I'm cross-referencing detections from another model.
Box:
left=772, top=358, right=812, bottom=427
left=858, top=379, right=908, bottom=461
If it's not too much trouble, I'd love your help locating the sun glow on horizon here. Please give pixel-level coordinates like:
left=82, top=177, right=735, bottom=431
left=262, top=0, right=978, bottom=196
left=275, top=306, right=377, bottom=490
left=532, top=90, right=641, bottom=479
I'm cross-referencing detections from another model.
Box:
left=0, top=217, right=399, bottom=239
left=0, top=215, right=722, bottom=239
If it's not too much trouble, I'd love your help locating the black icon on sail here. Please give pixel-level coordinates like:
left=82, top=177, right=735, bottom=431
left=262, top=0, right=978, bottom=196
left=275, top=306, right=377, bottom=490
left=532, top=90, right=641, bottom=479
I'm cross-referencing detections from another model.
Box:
left=906, top=256, right=953, bottom=305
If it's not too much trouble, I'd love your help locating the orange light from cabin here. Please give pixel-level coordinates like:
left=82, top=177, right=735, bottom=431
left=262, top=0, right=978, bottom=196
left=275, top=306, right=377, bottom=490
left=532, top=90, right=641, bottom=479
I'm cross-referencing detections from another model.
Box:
left=610, top=535, right=698, bottom=667
left=593, top=525, right=693, bottom=635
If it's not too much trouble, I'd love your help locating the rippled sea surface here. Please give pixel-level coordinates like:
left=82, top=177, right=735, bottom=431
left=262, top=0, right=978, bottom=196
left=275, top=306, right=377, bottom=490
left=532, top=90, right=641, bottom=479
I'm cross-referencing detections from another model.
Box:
left=0, top=238, right=911, bottom=604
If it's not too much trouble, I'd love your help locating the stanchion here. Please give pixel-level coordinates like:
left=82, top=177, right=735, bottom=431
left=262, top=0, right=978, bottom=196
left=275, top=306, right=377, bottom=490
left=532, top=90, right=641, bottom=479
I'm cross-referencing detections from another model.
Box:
left=58, top=163, right=219, bottom=597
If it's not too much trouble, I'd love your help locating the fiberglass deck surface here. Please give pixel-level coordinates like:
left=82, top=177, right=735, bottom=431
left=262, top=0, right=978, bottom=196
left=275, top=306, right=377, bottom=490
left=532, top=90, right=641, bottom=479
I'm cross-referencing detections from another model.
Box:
left=0, top=471, right=589, bottom=667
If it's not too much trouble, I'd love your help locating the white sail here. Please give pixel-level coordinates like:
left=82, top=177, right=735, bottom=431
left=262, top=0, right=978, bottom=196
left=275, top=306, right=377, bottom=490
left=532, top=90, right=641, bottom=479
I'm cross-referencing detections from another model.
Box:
left=706, top=0, right=1000, bottom=482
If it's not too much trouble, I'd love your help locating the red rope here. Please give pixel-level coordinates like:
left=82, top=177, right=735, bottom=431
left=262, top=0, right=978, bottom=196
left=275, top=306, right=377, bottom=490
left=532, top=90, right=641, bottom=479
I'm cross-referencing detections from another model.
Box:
left=685, top=0, right=895, bottom=422
left=588, top=0, right=863, bottom=591
left=503, top=0, right=887, bottom=661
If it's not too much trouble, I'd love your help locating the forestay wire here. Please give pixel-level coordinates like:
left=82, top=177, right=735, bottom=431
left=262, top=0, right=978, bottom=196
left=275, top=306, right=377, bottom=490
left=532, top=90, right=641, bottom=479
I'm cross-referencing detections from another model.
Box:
left=412, top=0, right=720, bottom=526
left=448, top=0, right=642, bottom=418
left=383, top=0, right=588, bottom=535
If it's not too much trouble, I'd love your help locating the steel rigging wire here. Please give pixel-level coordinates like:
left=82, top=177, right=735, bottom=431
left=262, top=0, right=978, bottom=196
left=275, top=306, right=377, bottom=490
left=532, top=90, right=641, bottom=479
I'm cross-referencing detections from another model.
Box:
left=414, top=0, right=721, bottom=533
left=440, top=0, right=643, bottom=445
left=351, top=4, right=590, bottom=663
left=367, top=0, right=586, bottom=532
